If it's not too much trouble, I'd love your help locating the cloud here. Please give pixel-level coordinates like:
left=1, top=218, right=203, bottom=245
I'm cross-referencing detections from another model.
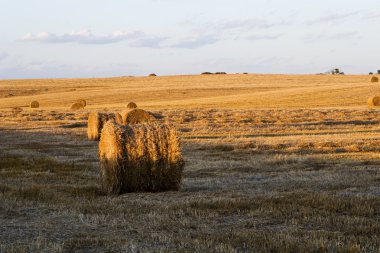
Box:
left=303, top=31, right=359, bottom=43
left=363, top=12, right=380, bottom=20
left=246, top=33, right=283, bottom=41
left=215, top=18, right=288, bottom=30
left=171, top=34, right=220, bottom=49
left=305, top=11, right=359, bottom=25
left=0, top=52, right=7, bottom=61
left=21, top=30, right=166, bottom=47
left=129, top=36, right=168, bottom=48
left=167, top=17, right=287, bottom=48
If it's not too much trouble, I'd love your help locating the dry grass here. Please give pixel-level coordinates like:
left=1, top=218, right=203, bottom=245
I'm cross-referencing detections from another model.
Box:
left=1, top=74, right=380, bottom=252
left=99, top=121, right=184, bottom=194
left=87, top=111, right=123, bottom=141
left=0, top=74, right=377, bottom=110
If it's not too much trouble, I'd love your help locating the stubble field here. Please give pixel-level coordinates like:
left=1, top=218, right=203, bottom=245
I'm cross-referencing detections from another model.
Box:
left=0, top=74, right=380, bottom=252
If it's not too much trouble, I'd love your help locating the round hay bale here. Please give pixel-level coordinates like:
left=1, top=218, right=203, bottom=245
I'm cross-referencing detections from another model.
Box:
left=371, top=76, right=379, bottom=83
left=368, top=96, right=380, bottom=106
left=70, top=103, right=84, bottom=111
left=30, top=101, right=39, bottom=108
left=121, top=109, right=132, bottom=124
left=99, top=121, right=184, bottom=194
left=114, top=112, right=123, bottom=125
left=127, top=102, right=137, bottom=109
left=87, top=112, right=123, bottom=141
left=122, top=109, right=155, bottom=125
left=76, top=98, right=87, bottom=107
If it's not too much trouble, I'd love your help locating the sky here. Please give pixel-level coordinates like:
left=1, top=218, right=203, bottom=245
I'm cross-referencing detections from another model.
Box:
left=0, top=0, right=379, bottom=79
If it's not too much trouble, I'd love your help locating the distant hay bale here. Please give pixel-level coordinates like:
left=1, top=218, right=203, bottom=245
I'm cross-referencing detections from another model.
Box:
left=122, top=109, right=155, bottom=125
left=76, top=99, right=87, bottom=107
left=371, top=76, right=379, bottom=83
left=127, top=102, right=137, bottom=109
left=99, top=121, right=184, bottom=194
left=70, top=103, right=84, bottom=111
left=368, top=96, right=380, bottom=106
left=30, top=101, right=39, bottom=108
left=87, top=112, right=123, bottom=141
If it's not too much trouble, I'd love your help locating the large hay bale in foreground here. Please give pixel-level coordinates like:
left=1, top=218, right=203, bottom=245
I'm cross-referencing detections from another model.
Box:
left=76, top=98, right=87, bottom=107
left=87, top=112, right=123, bottom=140
left=30, top=101, right=39, bottom=108
left=371, top=76, right=379, bottom=83
left=70, top=103, right=84, bottom=111
left=127, top=102, right=137, bottom=109
left=122, top=109, right=155, bottom=125
left=99, top=121, right=184, bottom=194
left=368, top=96, right=380, bottom=106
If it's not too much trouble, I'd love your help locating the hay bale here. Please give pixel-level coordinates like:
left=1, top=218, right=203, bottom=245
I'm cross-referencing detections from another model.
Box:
left=30, top=101, right=39, bottom=108
left=99, top=121, right=184, bottom=194
left=368, top=96, right=380, bottom=106
left=371, top=76, right=379, bottom=83
left=127, top=102, right=137, bottom=109
left=87, top=112, right=123, bottom=141
left=121, top=109, right=132, bottom=124
left=114, top=112, right=123, bottom=125
left=122, top=109, right=155, bottom=125
left=70, top=103, right=84, bottom=111
left=76, top=99, right=87, bottom=107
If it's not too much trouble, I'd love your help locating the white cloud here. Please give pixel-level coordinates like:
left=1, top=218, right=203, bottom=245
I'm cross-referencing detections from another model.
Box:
left=171, top=34, right=220, bottom=49
left=246, top=33, right=283, bottom=41
left=21, top=30, right=165, bottom=47
left=0, top=52, right=8, bottom=61
left=363, top=12, right=380, bottom=20
left=305, top=11, right=360, bottom=25
left=216, top=18, right=288, bottom=30
left=303, top=31, right=359, bottom=43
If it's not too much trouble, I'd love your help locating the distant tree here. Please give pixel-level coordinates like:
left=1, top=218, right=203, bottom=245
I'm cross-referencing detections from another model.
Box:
left=369, top=72, right=374, bottom=75
left=377, top=70, right=380, bottom=75
left=328, top=68, right=344, bottom=75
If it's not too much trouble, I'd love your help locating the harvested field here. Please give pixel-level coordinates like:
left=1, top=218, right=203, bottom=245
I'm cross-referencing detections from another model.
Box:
left=0, top=74, right=379, bottom=252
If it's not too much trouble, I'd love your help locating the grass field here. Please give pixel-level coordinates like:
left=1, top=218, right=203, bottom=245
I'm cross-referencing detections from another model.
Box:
left=1, top=74, right=380, bottom=252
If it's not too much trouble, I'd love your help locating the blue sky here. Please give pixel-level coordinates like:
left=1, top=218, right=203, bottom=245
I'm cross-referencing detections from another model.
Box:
left=0, top=0, right=379, bottom=79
